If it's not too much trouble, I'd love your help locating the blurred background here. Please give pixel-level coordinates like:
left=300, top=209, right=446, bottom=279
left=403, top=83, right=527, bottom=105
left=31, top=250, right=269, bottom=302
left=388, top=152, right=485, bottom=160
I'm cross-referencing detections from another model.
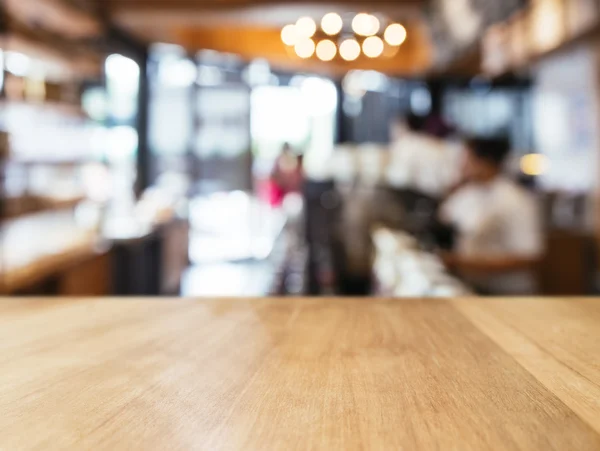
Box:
left=0, top=0, right=597, bottom=297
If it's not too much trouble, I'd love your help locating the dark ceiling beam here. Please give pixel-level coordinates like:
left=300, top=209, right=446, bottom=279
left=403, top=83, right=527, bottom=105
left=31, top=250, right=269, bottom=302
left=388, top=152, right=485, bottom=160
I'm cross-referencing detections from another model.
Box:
left=53, top=0, right=148, bottom=58
left=5, top=0, right=103, bottom=39
left=60, top=0, right=103, bottom=16
left=101, top=0, right=424, bottom=13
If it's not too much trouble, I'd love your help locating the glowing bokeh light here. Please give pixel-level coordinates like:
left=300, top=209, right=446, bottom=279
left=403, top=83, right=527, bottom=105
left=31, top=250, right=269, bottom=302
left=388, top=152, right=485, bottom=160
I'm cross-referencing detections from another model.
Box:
left=295, top=39, right=316, bottom=58
left=296, top=17, right=317, bottom=38
left=321, top=12, right=343, bottom=35
left=281, top=24, right=299, bottom=46
left=340, top=39, right=361, bottom=61
left=384, top=23, right=407, bottom=46
left=353, top=13, right=380, bottom=36
left=316, top=40, right=337, bottom=61
left=363, top=36, right=384, bottom=58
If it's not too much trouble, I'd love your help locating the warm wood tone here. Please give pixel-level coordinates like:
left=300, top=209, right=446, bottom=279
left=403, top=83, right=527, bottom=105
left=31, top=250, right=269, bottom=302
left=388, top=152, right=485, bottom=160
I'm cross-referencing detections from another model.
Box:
left=0, top=243, right=100, bottom=295
left=0, top=297, right=598, bottom=449
left=1, top=194, right=86, bottom=221
left=1, top=32, right=102, bottom=81
left=96, top=0, right=433, bottom=75
left=5, top=0, right=102, bottom=39
left=539, top=231, right=591, bottom=295
left=452, top=298, right=600, bottom=436
left=173, top=24, right=431, bottom=76
left=58, top=252, right=112, bottom=296
left=0, top=212, right=102, bottom=295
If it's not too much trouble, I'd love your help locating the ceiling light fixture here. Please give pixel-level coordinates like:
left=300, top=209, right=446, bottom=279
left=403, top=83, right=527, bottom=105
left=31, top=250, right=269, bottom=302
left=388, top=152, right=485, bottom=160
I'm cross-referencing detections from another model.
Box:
left=363, top=36, right=384, bottom=58
left=321, top=13, right=343, bottom=36
left=316, top=40, right=337, bottom=61
left=384, top=23, right=407, bottom=46
left=281, top=24, right=299, bottom=46
left=339, top=39, right=361, bottom=61
left=295, top=39, right=316, bottom=59
left=296, top=17, right=317, bottom=38
left=282, top=13, right=406, bottom=62
left=353, top=13, right=379, bottom=37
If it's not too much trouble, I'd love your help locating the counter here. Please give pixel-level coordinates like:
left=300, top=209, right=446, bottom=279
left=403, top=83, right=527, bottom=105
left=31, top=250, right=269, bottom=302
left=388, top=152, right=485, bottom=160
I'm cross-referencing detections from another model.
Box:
left=372, top=227, right=470, bottom=297
left=0, top=209, right=188, bottom=295
left=0, top=297, right=599, bottom=449
left=0, top=210, right=104, bottom=294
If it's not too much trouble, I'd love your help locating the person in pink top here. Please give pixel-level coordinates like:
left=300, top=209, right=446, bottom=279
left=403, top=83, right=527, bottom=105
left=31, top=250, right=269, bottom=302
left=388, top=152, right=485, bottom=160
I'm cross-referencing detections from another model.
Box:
left=266, top=143, right=304, bottom=207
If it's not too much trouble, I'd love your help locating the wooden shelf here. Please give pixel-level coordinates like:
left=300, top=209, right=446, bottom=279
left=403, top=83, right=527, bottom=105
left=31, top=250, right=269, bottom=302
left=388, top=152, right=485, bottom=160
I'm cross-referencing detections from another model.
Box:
left=5, top=0, right=102, bottom=41
left=1, top=195, right=87, bottom=222
left=0, top=239, right=101, bottom=295
left=0, top=209, right=104, bottom=294
left=482, top=3, right=600, bottom=78
left=2, top=22, right=103, bottom=82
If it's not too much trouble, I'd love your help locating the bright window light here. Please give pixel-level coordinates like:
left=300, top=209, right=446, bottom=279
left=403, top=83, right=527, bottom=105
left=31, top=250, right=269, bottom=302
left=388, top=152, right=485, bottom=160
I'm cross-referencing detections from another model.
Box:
left=301, top=77, right=338, bottom=115
left=106, top=126, right=139, bottom=162
left=105, top=54, right=140, bottom=94
left=159, top=58, right=197, bottom=88
left=5, top=52, right=31, bottom=77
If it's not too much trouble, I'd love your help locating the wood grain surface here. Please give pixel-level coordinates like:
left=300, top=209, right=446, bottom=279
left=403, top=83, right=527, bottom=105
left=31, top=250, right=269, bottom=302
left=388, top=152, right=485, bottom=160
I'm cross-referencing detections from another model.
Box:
left=0, top=297, right=599, bottom=450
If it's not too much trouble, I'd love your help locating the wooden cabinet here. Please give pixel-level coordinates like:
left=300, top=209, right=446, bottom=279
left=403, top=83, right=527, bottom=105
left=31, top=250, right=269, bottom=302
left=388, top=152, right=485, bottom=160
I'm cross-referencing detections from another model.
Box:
left=58, top=252, right=112, bottom=296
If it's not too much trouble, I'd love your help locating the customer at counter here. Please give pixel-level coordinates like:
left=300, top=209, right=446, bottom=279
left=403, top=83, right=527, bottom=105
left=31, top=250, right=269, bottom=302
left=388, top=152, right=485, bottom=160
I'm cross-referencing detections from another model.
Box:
left=439, top=138, right=543, bottom=295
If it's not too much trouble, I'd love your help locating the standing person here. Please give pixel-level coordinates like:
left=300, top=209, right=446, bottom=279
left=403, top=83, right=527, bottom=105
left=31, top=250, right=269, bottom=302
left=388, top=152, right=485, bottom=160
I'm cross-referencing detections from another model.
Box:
left=439, top=137, right=543, bottom=295
left=387, top=113, right=461, bottom=198
left=269, top=143, right=304, bottom=204
left=424, top=112, right=454, bottom=139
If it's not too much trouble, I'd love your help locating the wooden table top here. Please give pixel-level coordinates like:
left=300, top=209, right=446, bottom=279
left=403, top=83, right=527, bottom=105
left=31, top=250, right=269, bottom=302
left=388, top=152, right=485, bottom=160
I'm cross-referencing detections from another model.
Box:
left=0, top=297, right=599, bottom=450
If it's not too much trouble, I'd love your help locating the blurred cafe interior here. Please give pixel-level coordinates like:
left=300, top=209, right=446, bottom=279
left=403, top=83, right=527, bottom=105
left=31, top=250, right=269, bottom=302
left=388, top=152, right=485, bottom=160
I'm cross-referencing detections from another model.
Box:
left=1, top=0, right=599, bottom=298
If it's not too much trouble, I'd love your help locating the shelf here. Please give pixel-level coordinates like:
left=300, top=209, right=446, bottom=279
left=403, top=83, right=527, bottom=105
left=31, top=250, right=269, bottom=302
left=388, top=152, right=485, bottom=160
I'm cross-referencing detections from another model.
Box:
left=0, top=234, right=103, bottom=295
left=5, top=0, right=103, bottom=41
left=0, top=99, right=89, bottom=120
left=4, top=158, right=96, bottom=166
left=1, top=195, right=87, bottom=222
left=0, top=208, right=104, bottom=294
left=1, top=28, right=103, bottom=82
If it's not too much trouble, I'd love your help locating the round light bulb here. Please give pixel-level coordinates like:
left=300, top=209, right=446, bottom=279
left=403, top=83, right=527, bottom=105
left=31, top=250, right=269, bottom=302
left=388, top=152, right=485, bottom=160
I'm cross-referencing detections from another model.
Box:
left=384, top=23, right=407, bottom=46
left=321, top=12, right=343, bottom=36
left=295, top=39, right=316, bottom=59
left=520, top=154, right=549, bottom=176
left=281, top=24, right=298, bottom=46
left=368, top=15, right=380, bottom=35
left=296, top=17, right=317, bottom=38
left=339, top=39, right=361, bottom=61
left=363, top=36, right=384, bottom=58
left=352, top=13, right=379, bottom=36
left=316, top=40, right=337, bottom=61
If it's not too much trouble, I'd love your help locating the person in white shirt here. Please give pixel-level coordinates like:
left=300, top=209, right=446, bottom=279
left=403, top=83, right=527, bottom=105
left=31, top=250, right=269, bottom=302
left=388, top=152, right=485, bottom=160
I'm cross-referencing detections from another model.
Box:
left=387, top=114, right=462, bottom=198
left=439, top=138, right=544, bottom=295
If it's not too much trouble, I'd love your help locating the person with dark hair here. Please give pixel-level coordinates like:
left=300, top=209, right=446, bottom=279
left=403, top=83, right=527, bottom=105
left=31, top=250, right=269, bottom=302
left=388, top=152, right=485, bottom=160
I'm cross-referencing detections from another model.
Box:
left=406, top=113, right=424, bottom=133
left=388, top=114, right=462, bottom=196
left=266, top=143, right=304, bottom=207
left=398, top=112, right=453, bottom=139
left=466, top=137, right=511, bottom=166
left=439, top=137, right=543, bottom=295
